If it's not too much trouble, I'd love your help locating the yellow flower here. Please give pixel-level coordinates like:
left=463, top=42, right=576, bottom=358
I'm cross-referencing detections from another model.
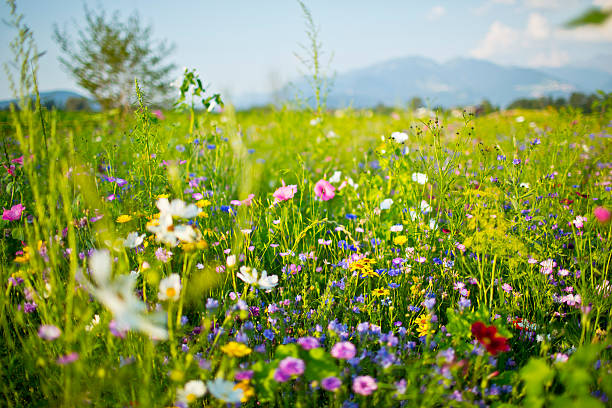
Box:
left=14, top=246, right=31, bottom=263
left=116, top=215, right=132, bottom=223
left=198, top=211, right=208, bottom=218
left=393, top=235, right=408, bottom=245
left=416, top=314, right=434, bottom=337
left=372, top=288, right=390, bottom=297
left=234, top=380, right=254, bottom=402
left=350, top=258, right=377, bottom=277
left=196, top=199, right=211, bottom=208
left=221, top=341, right=252, bottom=357
left=157, top=194, right=170, bottom=199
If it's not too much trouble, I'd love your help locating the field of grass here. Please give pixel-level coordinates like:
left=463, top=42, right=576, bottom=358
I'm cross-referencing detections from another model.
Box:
left=1, top=99, right=611, bottom=407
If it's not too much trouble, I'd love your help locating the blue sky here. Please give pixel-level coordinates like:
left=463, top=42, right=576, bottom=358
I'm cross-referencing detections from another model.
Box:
left=1, top=0, right=611, bottom=101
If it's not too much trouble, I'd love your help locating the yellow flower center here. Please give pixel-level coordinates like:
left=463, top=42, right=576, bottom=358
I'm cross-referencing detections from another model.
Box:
left=186, top=393, right=196, bottom=402
left=166, top=287, right=177, bottom=298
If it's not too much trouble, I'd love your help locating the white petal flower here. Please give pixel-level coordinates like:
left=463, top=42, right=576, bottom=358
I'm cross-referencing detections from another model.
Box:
left=411, top=172, right=428, bottom=185
left=177, top=380, right=207, bottom=405
left=207, top=378, right=243, bottom=404
left=380, top=198, right=393, bottom=210
left=390, top=224, right=404, bottom=232
left=420, top=200, right=432, bottom=214
left=329, top=171, right=342, bottom=183
left=124, top=232, right=145, bottom=248
left=237, top=266, right=258, bottom=285
left=158, top=274, right=181, bottom=301
left=258, top=270, right=279, bottom=290
left=390, top=131, right=409, bottom=143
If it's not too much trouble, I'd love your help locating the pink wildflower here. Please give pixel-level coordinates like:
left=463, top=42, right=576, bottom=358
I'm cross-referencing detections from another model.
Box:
left=152, top=109, right=165, bottom=120
left=594, top=207, right=610, bottom=224
left=273, top=181, right=297, bottom=204
left=2, top=204, right=25, bottom=221
left=314, top=179, right=335, bottom=201
left=352, top=375, right=377, bottom=396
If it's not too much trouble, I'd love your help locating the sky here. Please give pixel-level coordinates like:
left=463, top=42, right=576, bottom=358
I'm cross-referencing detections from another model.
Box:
left=1, top=0, right=612, bottom=102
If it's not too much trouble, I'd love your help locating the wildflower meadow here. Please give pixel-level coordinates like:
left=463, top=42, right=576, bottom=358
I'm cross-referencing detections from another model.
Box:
left=2, top=3, right=612, bottom=408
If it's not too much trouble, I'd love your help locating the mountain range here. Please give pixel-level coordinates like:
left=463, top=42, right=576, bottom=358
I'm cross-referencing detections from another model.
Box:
left=234, top=56, right=612, bottom=109
left=2, top=56, right=611, bottom=110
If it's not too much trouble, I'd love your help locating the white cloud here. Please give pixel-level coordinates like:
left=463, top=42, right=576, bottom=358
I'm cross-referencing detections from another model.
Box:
left=523, top=0, right=564, bottom=9
left=528, top=49, right=570, bottom=67
left=470, top=21, right=520, bottom=58
left=515, top=80, right=575, bottom=97
left=493, top=0, right=516, bottom=3
left=428, top=5, right=446, bottom=20
left=526, top=13, right=550, bottom=39
left=593, top=0, right=612, bottom=9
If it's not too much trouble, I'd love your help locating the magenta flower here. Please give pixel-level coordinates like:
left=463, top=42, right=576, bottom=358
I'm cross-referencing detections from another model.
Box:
left=277, top=357, right=305, bottom=377
left=321, top=376, right=342, bottom=391
left=56, top=352, right=79, bottom=365
left=594, top=207, right=610, bottom=224
left=352, top=375, right=377, bottom=395
left=2, top=204, right=24, bottom=221
left=297, top=336, right=321, bottom=350
left=38, top=324, right=61, bottom=341
left=273, top=181, right=297, bottom=204
left=330, top=341, right=356, bottom=360
left=314, top=179, right=335, bottom=201
left=152, top=109, right=165, bottom=120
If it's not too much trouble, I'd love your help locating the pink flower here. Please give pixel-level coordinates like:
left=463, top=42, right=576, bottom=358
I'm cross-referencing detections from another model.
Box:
left=2, top=204, right=25, bottom=221
left=38, top=324, right=61, bottom=340
left=241, top=194, right=255, bottom=207
left=330, top=341, right=356, bottom=360
left=56, top=352, right=79, bottom=365
left=352, top=375, right=377, bottom=395
left=273, top=181, right=297, bottom=204
left=11, top=156, right=23, bottom=165
left=594, top=207, right=610, bottom=224
left=3, top=164, right=15, bottom=176
left=314, top=179, right=336, bottom=201
left=152, top=109, right=165, bottom=120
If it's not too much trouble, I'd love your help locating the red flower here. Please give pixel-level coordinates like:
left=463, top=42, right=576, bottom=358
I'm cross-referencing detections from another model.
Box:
left=471, top=322, right=510, bottom=356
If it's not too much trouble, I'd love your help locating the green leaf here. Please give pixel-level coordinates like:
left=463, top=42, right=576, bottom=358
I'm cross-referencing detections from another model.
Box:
left=304, top=348, right=338, bottom=382
left=566, top=7, right=611, bottom=27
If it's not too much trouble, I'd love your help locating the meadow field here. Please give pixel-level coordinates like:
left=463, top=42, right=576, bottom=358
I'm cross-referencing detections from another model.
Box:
left=1, top=96, right=611, bottom=407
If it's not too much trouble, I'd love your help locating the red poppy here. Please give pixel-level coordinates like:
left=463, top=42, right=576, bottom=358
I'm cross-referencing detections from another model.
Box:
left=471, top=322, right=510, bottom=356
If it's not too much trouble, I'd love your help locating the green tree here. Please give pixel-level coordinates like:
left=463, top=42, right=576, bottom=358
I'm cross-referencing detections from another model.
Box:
left=53, top=6, right=175, bottom=111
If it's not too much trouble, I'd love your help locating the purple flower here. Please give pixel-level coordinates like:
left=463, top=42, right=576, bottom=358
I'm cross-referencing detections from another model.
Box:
left=38, top=325, right=61, bottom=341
left=297, top=336, right=320, bottom=350
left=352, top=375, right=377, bottom=396
left=277, top=357, right=305, bottom=378
left=57, top=352, right=79, bottom=365
left=331, top=341, right=356, bottom=360
left=321, top=376, right=342, bottom=391
left=235, top=370, right=254, bottom=381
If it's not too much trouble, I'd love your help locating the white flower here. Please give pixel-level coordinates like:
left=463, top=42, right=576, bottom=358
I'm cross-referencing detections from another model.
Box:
left=226, top=255, right=236, bottom=268
left=516, top=116, right=525, bottom=123
left=237, top=266, right=258, bottom=285
left=177, top=380, right=207, bottom=405
left=156, top=197, right=199, bottom=219
left=147, top=200, right=199, bottom=247
left=81, top=250, right=168, bottom=340
left=380, top=198, right=393, bottom=210
left=207, top=378, right=243, bottom=404
left=258, top=270, right=279, bottom=290
left=123, top=232, right=145, bottom=248
left=390, top=224, right=404, bottom=232
left=519, top=182, right=530, bottom=189
left=158, top=274, right=181, bottom=301
left=409, top=208, right=418, bottom=221
left=85, top=314, right=100, bottom=331
left=429, top=219, right=438, bottom=230
left=412, top=172, right=428, bottom=185
left=329, top=171, right=342, bottom=183
left=390, top=131, right=409, bottom=143
left=420, top=200, right=432, bottom=214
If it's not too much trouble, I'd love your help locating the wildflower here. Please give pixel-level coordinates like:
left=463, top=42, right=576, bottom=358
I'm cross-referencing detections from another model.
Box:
left=57, top=352, right=79, bottom=365
left=177, top=380, right=206, bottom=405
left=233, top=380, right=254, bottom=402
left=297, top=336, right=320, bottom=350
left=594, top=207, right=610, bottom=223
left=321, top=376, right=342, bottom=391
left=38, top=325, right=61, bottom=340
left=350, top=258, right=377, bottom=278
left=81, top=250, right=168, bottom=340
left=390, top=224, right=403, bottom=232
left=314, top=179, right=336, bottom=201
left=272, top=180, right=297, bottom=204
left=471, top=322, right=510, bottom=356
left=123, top=232, right=145, bottom=248
left=275, top=357, right=305, bottom=381
left=207, top=378, right=243, bottom=403
left=380, top=198, right=393, bottom=210
left=416, top=314, right=434, bottom=337
left=331, top=341, right=356, bottom=360
left=226, top=255, right=236, bottom=268
left=155, top=247, right=173, bottom=262
left=258, top=270, right=279, bottom=290
left=393, top=235, right=408, bottom=245
left=147, top=198, right=199, bottom=247
left=390, top=131, right=408, bottom=143
left=372, top=288, right=390, bottom=297
left=116, top=215, right=132, bottom=223
left=221, top=342, right=252, bottom=357
left=352, top=375, right=377, bottom=396
left=158, top=274, right=181, bottom=301
left=411, top=172, right=428, bottom=185
left=2, top=204, right=24, bottom=221
left=501, top=283, right=512, bottom=293
left=571, top=215, right=587, bottom=229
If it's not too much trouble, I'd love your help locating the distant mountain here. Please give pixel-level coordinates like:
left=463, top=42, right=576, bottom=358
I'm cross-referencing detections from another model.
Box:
left=0, top=90, right=100, bottom=111
left=234, top=56, right=612, bottom=109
